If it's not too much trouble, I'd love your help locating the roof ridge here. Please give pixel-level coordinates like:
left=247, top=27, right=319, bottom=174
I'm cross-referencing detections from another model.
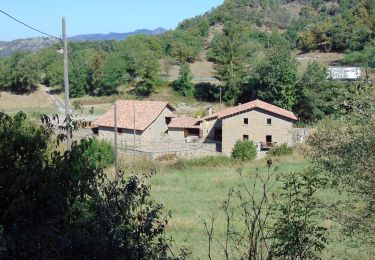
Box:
left=203, top=99, right=297, bottom=121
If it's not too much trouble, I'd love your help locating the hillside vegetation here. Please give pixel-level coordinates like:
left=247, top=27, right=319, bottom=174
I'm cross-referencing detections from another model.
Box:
left=1, top=1, right=375, bottom=258
left=0, top=0, right=374, bottom=121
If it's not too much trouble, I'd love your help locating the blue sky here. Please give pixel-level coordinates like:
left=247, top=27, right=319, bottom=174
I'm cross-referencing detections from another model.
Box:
left=0, top=0, right=223, bottom=41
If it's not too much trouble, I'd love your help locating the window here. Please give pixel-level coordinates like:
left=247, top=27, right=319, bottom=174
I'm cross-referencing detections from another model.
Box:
left=244, top=118, right=248, bottom=125
left=92, top=127, right=99, bottom=135
left=117, top=128, right=123, bottom=134
left=266, top=135, right=272, bottom=143
left=267, top=118, right=272, bottom=125
left=243, top=135, right=249, bottom=141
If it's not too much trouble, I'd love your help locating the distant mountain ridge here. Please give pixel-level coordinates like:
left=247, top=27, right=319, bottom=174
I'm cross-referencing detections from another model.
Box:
left=0, top=37, right=59, bottom=57
left=69, top=27, right=167, bottom=42
left=0, top=27, right=167, bottom=57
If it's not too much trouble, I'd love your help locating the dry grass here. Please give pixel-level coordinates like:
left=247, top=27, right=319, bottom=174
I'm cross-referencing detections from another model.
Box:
left=295, top=50, right=345, bottom=76
left=164, top=60, right=215, bottom=79
left=0, top=87, right=56, bottom=113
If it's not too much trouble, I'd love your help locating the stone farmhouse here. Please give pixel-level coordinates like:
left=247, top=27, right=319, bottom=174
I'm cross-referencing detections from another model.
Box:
left=93, top=100, right=175, bottom=141
left=94, top=99, right=298, bottom=157
left=167, top=99, right=298, bottom=156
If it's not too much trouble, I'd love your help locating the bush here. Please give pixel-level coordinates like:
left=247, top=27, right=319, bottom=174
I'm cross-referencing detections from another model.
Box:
left=269, top=143, right=293, bottom=156
left=84, top=139, right=115, bottom=168
left=232, top=140, right=257, bottom=161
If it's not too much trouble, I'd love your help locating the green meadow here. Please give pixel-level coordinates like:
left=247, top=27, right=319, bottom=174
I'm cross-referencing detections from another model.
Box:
left=145, top=154, right=372, bottom=259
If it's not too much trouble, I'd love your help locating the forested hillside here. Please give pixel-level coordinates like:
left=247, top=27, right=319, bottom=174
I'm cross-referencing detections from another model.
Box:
left=1, top=1, right=375, bottom=259
left=0, top=0, right=374, bottom=122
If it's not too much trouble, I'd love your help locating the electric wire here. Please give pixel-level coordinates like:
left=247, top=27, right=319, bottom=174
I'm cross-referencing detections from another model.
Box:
left=0, top=9, right=61, bottom=40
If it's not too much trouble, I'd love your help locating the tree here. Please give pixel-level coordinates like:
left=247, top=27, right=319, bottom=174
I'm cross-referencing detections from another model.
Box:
left=89, top=51, right=106, bottom=95
left=35, top=47, right=63, bottom=87
left=293, top=61, right=331, bottom=121
left=69, top=49, right=96, bottom=97
left=0, top=52, right=40, bottom=93
left=255, top=47, right=298, bottom=110
left=100, top=53, right=127, bottom=95
left=308, top=82, right=375, bottom=247
left=204, top=164, right=328, bottom=259
left=135, top=55, right=160, bottom=96
left=173, top=64, right=194, bottom=96
left=162, top=56, right=174, bottom=76
left=211, top=23, right=247, bottom=105
left=45, top=59, right=64, bottom=87
left=272, top=172, right=327, bottom=259
left=0, top=112, right=177, bottom=259
left=345, top=40, right=375, bottom=79
left=70, top=63, right=89, bottom=97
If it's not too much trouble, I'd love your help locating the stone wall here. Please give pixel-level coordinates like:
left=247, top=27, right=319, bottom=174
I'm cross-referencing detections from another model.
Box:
left=98, top=126, right=142, bottom=146
left=97, top=107, right=173, bottom=144
left=168, top=128, right=185, bottom=140
left=140, top=107, right=172, bottom=140
left=221, top=108, right=294, bottom=156
left=200, top=119, right=222, bottom=140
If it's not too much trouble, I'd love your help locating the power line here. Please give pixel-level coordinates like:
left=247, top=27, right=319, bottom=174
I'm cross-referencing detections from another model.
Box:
left=0, top=9, right=61, bottom=40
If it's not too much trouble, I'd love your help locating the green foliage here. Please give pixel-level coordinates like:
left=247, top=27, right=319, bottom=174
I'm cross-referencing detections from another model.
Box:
left=135, top=55, right=160, bottom=96
left=161, top=30, right=204, bottom=63
left=35, top=47, right=63, bottom=87
left=0, top=112, right=175, bottom=258
left=204, top=164, right=327, bottom=259
left=308, top=82, right=375, bottom=244
left=119, top=35, right=161, bottom=96
left=194, top=82, right=220, bottom=102
left=173, top=64, right=194, bottom=96
left=272, top=172, right=327, bottom=259
left=255, top=47, right=298, bottom=110
left=83, top=139, right=115, bottom=168
left=296, top=1, right=375, bottom=52
left=294, top=61, right=331, bottom=121
left=100, top=52, right=127, bottom=95
left=211, top=24, right=248, bottom=105
left=45, top=59, right=64, bottom=87
left=0, top=51, right=40, bottom=93
left=269, top=143, right=293, bottom=156
left=89, top=51, right=106, bottom=95
left=232, top=140, right=257, bottom=160
left=345, top=40, right=375, bottom=78
left=69, top=49, right=97, bottom=97
left=175, top=155, right=234, bottom=169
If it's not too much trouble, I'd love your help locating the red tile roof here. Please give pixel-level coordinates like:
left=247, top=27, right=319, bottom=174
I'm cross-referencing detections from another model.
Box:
left=168, top=117, right=200, bottom=129
left=94, top=100, right=175, bottom=131
left=203, top=99, right=298, bottom=121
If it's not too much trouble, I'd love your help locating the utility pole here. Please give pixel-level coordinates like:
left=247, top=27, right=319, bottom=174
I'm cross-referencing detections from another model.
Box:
left=133, top=102, right=136, bottom=163
left=114, top=101, right=119, bottom=179
left=62, top=17, right=71, bottom=150
left=219, top=86, right=223, bottom=108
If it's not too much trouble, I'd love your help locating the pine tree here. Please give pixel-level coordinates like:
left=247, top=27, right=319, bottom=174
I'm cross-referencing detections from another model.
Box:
left=174, top=64, right=194, bottom=97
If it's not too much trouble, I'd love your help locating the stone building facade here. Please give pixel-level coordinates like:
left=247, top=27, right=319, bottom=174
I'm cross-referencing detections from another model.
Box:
left=93, top=100, right=175, bottom=145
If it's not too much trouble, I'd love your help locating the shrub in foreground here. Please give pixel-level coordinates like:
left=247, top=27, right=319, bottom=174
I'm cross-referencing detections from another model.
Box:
left=232, top=140, right=257, bottom=161
left=269, top=143, right=293, bottom=156
left=84, top=139, right=115, bottom=168
left=0, top=112, right=177, bottom=259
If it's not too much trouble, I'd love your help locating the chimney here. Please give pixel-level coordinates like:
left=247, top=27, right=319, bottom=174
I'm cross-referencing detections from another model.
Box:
left=207, top=106, right=213, bottom=116
left=238, top=103, right=242, bottom=107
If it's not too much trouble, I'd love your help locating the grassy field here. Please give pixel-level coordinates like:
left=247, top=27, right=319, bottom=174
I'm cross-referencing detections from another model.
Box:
left=140, top=154, right=373, bottom=259
left=0, top=88, right=59, bottom=115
